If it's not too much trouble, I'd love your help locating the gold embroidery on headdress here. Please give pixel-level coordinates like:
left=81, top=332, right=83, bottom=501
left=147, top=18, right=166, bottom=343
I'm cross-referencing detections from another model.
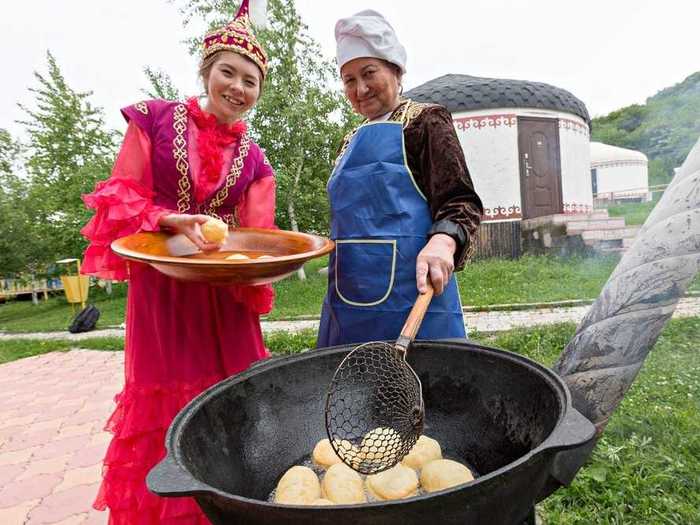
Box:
left=201, top=3, right=268, bottom=77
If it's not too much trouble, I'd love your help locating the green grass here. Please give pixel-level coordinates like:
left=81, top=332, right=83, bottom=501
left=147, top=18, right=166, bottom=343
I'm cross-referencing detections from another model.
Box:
left=0, top=330, right=316, bottom=364
left=271, top=253, right=626, bottom=313
left=0, top=332, right=315, bottom=365
left=691, top=276, right=700, bottom=293
left=0, top=337, right=125, bottom=364
left=0, top=331, right=317, bottom=365
left=474, top=319, right=700, bottom=524
left=0, top=258, right=328, bottom=331
left=1, top=253, right=697, bottom=332
left=0, top=318, right=698, bottom=522
left=265, top=329, right=319, bottom=354
left=470, top=322, right=574, bottom=365
left=606, top=200, right=658, bottom=226
left=0, top=284, right=128, bottom=333
left=267, top=256, right=328, bottom=320
left=458, top=255, right=620, bottom=307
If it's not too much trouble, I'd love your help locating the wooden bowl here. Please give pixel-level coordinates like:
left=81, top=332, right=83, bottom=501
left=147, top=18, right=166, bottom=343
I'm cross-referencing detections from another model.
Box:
left=111, top=228, right=334, bottom=285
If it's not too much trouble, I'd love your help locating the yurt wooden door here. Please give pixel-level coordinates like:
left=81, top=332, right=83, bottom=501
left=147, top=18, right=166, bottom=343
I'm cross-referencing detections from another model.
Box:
left=518, top=117, right=563, bottom=219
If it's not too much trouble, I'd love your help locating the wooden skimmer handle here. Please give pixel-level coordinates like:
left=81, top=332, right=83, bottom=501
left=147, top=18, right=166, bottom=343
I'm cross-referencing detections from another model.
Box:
left=396, top=280, right=435, bottom=349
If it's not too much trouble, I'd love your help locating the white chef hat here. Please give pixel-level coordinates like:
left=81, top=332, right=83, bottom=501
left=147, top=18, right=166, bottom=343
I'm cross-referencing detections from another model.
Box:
left=335, top=9, right=407, bottom=73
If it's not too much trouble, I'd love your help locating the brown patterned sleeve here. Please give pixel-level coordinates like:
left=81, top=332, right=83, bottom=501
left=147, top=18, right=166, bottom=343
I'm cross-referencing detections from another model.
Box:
left=404, top=104, right=484, bottom=270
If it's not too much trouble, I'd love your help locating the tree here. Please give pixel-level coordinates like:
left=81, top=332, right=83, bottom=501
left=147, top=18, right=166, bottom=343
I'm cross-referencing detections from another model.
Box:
left=592, top=71, right=700, bottom=184
left=245, top=1, right=356, bottom=234
left=0, top=129, right=31, bottom=277
left=0, top=129, right=20, bottom=176
left=17, top=51, right=119, bottom=264
left=177, top=0, right=360, bottom=278
left=0, top=129, right=52, bottom=304
left=142, top=67, right=183, bottom=100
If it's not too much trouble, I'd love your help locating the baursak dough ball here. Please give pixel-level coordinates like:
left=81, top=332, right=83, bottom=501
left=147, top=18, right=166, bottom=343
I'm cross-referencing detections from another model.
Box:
left=200, top=217, right=228, bottom=244
left=225, top=253, right=250, bottom=260
left=274, top=466, right=321, bottom=505
left=356, top=427, right=401, bottom=464
left=312, top=438, right=343, bottom=469
left=366, top=463, right=419, bottom=501
left=321, top=463, right=366, bottom=504
left=420, top=459, right=474, bottom=493
left=402, top=435, right=442, bottom=470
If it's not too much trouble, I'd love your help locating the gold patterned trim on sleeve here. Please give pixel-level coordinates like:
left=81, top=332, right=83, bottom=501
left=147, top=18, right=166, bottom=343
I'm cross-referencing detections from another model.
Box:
left=205, top=134, right=252, bottom=216
left=134, top=101, right=149, bottom=115
left=172, top=104, right=192, bottom=213
left=392, top=98, right=435, bottom=128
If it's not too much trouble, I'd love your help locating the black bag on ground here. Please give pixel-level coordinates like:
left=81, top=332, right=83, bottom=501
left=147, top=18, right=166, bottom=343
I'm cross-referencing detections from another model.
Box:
left=68, top=305, right=101, bottom=333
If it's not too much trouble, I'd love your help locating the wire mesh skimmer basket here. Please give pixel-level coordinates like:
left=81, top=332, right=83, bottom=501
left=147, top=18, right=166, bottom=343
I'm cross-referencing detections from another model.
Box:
left=325, top=282, right=434, bottom=474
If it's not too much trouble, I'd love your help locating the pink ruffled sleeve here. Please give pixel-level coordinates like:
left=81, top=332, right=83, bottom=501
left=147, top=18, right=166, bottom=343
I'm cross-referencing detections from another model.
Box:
left=230, top=168, right=277, bottom=315
left=238, top=175, right=276, bottom=228
left=80, top=122, right=171, bottom=281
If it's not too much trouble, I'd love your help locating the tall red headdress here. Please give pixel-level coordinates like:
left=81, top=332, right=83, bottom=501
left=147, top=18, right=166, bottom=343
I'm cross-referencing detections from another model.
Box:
left=202, top=0, right=269, bottom=77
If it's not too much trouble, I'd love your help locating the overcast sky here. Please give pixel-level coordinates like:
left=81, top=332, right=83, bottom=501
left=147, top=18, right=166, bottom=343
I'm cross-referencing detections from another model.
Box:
left=1, top=0, right=698, bottom=137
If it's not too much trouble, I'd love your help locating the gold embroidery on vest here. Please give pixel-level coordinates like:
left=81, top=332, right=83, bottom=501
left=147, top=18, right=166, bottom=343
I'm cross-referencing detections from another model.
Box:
left=172, top=104, right=191, bottom=213
left=204, top=135, right=252, bottom=216
left=216, top=212, right=238, bottom=226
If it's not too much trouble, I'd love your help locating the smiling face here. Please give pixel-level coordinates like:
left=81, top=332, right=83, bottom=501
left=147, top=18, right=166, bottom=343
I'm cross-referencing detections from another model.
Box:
left=340, top=58, right=402, bottom=120
left=202, top=51, right=262, bottom=124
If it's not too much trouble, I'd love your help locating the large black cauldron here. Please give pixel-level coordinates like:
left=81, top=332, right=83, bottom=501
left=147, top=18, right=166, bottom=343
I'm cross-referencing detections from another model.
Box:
left=147, top=341, right=595, bottom=524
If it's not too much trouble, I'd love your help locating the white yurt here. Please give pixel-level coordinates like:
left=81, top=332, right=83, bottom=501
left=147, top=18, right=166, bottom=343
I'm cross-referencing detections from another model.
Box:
left=406, top=74, right=592, bottom=257
left=590, top=142, right=650, bottom=202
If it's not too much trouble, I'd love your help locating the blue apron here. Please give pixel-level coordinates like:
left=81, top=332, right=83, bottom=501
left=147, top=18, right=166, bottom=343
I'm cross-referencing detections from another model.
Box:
left=317, top=117, right=466, bottom=348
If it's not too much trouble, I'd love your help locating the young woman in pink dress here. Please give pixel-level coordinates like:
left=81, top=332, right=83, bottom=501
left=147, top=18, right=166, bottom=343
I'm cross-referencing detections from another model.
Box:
left=80, top=2, right=273, bottom=522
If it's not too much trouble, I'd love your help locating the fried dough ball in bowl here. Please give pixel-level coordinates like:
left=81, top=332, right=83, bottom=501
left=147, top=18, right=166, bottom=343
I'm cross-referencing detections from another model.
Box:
left=200, top=217, right=228, bottom=244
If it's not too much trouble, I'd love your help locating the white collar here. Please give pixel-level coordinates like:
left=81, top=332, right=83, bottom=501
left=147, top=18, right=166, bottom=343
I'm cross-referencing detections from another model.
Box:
left=370, top=110, right=393, bottom=123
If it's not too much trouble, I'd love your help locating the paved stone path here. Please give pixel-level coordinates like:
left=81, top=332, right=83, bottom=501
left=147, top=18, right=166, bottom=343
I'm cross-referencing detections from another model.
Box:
left=2, top=297, right=699, bottom=341
left=467, top=296, right=700, bottom=332
left=0, top=351, right=119, bottom=524
left=1, top=297, right=699, bottom=523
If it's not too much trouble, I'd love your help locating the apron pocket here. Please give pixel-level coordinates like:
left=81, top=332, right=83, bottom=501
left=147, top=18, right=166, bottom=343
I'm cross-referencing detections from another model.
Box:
left=335, top=239, right=396, bottom=307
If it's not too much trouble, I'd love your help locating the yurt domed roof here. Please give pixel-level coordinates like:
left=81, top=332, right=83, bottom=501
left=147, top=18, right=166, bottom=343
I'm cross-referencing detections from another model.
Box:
left=405, top=74, right=591, bottom=125
left=590, top=142, right=648, bottom=165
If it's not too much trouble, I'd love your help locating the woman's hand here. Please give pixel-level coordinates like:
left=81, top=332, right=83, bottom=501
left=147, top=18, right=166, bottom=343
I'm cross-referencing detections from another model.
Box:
left=159, top=213, right=221, bottom=251
left=416, top=234, right=456, bottom=295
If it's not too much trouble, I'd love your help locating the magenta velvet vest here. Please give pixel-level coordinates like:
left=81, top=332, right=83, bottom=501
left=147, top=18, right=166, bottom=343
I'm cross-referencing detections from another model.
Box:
left=121, top=99, right=267, bottom=225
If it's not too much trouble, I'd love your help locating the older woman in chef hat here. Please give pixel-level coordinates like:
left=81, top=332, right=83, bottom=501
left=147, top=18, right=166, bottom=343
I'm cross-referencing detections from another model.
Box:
left=317, top=10, right=484, bottom=347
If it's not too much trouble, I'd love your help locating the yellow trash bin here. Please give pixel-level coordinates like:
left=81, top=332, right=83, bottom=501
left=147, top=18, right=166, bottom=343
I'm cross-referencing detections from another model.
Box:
left=60, top=275, right=90, bottom=304
left=57, top=258, right=89, bottom=310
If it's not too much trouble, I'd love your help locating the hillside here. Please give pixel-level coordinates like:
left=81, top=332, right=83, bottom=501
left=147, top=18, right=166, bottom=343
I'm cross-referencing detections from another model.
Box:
left=592, top=72, right=700, bottom=184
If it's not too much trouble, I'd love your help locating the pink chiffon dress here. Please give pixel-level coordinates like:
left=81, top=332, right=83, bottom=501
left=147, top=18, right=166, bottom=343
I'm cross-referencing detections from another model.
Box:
left=80, top=98, right=276, bottom=524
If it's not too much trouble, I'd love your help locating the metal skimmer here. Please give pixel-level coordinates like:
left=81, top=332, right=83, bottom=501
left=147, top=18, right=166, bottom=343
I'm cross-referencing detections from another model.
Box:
left=325, top=282, right=434, bottom=474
